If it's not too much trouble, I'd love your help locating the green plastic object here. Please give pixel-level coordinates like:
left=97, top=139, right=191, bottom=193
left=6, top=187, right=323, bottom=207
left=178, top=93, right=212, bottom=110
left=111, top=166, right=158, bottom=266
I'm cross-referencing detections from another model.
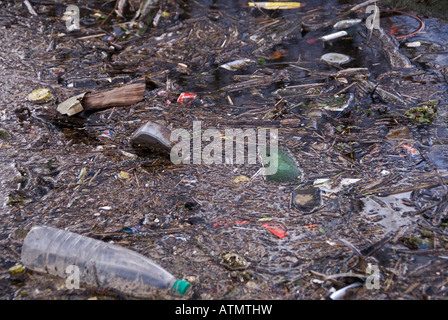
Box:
left=266, top=147, right=301, bottom=183
left=172, top=279, right=191, bottom=295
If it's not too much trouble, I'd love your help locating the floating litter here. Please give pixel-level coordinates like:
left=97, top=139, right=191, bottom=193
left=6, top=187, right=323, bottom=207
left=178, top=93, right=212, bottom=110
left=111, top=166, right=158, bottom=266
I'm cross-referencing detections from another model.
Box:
left=219, top=59, right=252, bottom=71
left=262, top=221, right=287, bottom=239
left=57, top=93, right=86, bottom=116
left=406, top=41, right=421, bottom=48
left=247, top=2, right=305, bottom=10
left=99, top=130, right=115, bottom=139
left=320, top=31, right=348, bottom=42
left=333, top=19, right=362, bottom=30
left=27, top=88, right=51, bottom=103
left=262, top=147, right=301, bottom=183
left=130, top=121, right=172, bottom=155
left=291, top=187, right=322, bottom=214
left=177, top=92, right=197, bottom=103
left=321, top=53, right=350, bottom=65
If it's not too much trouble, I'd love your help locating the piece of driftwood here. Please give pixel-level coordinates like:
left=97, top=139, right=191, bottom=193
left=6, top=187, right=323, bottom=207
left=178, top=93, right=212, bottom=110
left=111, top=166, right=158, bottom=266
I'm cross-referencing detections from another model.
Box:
left=82, top=82, right=146, bottom=110
left=57, top=82, right=146, bottom=116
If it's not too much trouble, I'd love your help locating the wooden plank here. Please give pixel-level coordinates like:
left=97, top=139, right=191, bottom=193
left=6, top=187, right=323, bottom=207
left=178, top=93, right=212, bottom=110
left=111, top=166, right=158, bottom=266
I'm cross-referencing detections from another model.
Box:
left=81, top=82, right=146, bottom=111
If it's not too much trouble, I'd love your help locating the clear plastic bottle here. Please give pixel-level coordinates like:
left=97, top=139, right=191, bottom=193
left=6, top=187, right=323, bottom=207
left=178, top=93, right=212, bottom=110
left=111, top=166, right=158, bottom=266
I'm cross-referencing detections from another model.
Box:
left=21, top=225, right=190, bottom=297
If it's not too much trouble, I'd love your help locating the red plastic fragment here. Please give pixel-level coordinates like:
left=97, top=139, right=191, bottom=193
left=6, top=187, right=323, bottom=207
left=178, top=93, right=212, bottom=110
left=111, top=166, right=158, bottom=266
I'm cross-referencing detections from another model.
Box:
left=177, top=92, right=197, bottom=103
left=262, top=222, right=287, bottom=239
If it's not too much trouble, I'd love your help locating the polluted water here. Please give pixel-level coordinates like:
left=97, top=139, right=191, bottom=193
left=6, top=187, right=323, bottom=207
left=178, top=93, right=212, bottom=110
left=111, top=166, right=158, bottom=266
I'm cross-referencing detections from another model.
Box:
left=0, top=0, right=448, bottom=300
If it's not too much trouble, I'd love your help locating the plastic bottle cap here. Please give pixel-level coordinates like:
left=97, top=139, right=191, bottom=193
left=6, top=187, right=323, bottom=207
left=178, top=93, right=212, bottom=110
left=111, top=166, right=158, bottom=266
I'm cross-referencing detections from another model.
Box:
left=172, top=279, right=191, bottom=295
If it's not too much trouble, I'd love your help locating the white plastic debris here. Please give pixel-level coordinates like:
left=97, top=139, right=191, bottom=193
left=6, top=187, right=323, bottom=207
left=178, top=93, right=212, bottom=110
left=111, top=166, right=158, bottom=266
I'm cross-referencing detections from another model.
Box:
left=324, top=93, right=354, bottom=112
left=57, top=92, right=86, bottom=116
left=320, top=53, right=351, bottom=65
left=405, top=41, right=421, bottom=48
left=313, top=178, right=361, bottom=193
left=219, top=59, right=253, bottom=71
left=333, top=19, right=362, bottom=30
left=320, top=31, right=348, bottom=42
left=329, top=282, right=362, bottom=300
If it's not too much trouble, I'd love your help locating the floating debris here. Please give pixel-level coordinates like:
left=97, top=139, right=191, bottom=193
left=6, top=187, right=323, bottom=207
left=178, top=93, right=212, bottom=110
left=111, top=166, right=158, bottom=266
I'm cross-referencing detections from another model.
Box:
left=264, top=147, right=301, bottom=183
left=57, top=93, right=86, bottom=116
left=401, top=143, right=419, bottom=156
left=320, top=31, right=349, bottom=42
left=406, top=41, right=421, bottom=48
left=247, top=2, right=305, bottom=9
left=131, top=121, right=172, bottom=155
left=261, top=221, right=287, bottom=239
left=321, top=53, right=351, bottom=65
left=324, top=93, right=354, bottom=112
left=77, top=167, right=87, bottom=184
left=221, top=252, right=250, bottom=270
left=177, top=92, right=197, bottom=103
left=329, top=282, right=362, bottom=300
left=119, top=171, right=130, bottom=179
left=233, top=175, right=251, bottom=184
left=27, top=88, right=51, bottom=104
left=123, top=226, right=142, bottom=234
left=313, top=178, right=361, bottom=194
left=58, top=83, right=146, bottom=116
left=0, top=128, right=11, bottom=140
left=292, top=187, right=322, bottom=213
left=219, top=59, right=252, bottom=71
left=404, top=101, right=438, bottom=124
left=372, top=26, right=413, bottom=68
left=333, top=19, right=362, bottom=30
left=99, top=130, right=115, bottom=139
left=9, top=264, right=24, bottom=275
left=360, top=80, right=406, bottom=105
